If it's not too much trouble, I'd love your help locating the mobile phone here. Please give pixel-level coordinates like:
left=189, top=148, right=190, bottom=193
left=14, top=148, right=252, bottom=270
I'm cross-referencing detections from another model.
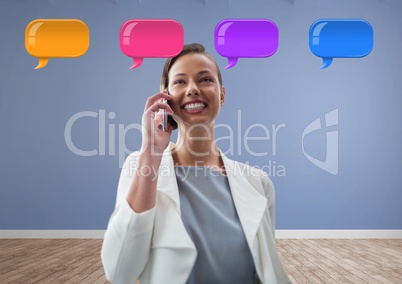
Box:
left=161, top=90, right=178, bottom=131
left=162, top=98, right=168, bottom=131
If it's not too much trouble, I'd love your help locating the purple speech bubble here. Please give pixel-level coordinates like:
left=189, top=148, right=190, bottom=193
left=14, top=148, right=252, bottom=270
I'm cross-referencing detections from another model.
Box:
left=214, top=19, right=279, bottom=69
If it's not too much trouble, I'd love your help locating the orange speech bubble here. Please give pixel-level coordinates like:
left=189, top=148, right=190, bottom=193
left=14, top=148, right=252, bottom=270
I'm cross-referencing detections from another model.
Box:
left=25, top=19, right=89, bottom=69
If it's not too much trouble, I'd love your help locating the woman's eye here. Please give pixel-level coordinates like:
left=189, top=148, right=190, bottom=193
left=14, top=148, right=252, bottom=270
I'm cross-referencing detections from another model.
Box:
left=200, top=77, right=213, bottom=83
left=173, top=79, right=185, bottom=85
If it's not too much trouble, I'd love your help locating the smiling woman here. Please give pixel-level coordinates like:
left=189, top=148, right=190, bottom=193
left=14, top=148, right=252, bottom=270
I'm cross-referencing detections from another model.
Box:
left=160, top=43, right=224, bottom=132
left=166, top=53, right=224, bottom=133
left=101, top=43, right=291, bottom=284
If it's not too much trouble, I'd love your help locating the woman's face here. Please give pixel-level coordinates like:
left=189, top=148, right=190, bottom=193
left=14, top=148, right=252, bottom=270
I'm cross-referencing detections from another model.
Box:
left=167, top=53, right=225, bottom=130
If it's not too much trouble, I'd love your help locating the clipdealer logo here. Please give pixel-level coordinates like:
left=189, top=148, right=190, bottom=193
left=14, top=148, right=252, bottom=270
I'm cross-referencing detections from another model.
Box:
left=302, top=109, right=339, bottom=175
left=63, top=110, right=287, bottom=176
left=64, top=109, right=339, bottom=176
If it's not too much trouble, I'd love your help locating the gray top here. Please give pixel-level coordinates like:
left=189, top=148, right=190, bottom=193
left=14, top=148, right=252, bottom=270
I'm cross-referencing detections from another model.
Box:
left=175, top=166, right=256, bottom=284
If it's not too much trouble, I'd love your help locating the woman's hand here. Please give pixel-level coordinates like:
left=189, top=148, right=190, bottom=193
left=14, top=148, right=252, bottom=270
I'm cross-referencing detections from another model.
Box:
left=141, top=91, right=174, bottom=155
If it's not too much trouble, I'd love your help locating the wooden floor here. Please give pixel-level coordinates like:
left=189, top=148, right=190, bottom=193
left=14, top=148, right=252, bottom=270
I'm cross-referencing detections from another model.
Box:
left=0, top=239, right=401, bottom=283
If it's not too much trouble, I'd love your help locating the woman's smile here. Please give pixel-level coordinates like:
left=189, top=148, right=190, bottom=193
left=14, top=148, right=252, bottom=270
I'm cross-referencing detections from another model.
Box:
left=181, top=100, right=208, bottom=114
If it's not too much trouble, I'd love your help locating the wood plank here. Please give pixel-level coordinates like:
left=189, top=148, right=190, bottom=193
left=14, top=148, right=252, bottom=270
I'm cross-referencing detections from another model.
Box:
left=1, top=239, right=401, bottom=283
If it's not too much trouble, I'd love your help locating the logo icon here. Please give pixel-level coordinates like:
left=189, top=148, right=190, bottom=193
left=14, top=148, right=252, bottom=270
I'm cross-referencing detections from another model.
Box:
left=25, top=19, right=89, bottom=69
left=214, top=18, right=279, bottom=69
left=309, top=19, right=373, bottom=69
left=120, top=19, right=184, bottom=69
left=302, top=109, right=338, bottom=175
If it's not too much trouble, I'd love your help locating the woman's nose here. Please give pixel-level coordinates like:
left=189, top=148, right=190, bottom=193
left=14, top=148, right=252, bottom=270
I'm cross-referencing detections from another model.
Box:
left=186, top=81, right=199, bottom=96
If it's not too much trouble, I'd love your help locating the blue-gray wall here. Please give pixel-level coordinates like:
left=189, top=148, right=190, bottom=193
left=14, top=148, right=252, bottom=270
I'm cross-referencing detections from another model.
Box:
left=0, top=0, right=401, bottom=230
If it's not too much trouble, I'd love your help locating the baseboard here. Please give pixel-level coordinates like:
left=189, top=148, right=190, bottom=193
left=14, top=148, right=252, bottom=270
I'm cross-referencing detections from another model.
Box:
left=0, top=230, right=106, bottom=238
left=1, top=230, right=401, bottom=239
left=275, top=230, right=402, bottom=239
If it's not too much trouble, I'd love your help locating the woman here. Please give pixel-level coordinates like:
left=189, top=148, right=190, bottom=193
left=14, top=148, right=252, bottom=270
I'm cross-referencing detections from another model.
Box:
left=101, top=43, right=291, bottom=284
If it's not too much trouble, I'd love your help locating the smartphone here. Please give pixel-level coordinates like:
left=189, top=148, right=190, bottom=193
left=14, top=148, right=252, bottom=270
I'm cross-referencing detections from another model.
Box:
left=161, top=98, right=168, bottom=131
left=161, top=90, right=178, bottom=131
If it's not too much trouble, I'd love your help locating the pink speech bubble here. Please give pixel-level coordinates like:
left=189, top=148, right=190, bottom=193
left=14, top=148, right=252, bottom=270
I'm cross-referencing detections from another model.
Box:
left=120, top=19, right=184, bottom=69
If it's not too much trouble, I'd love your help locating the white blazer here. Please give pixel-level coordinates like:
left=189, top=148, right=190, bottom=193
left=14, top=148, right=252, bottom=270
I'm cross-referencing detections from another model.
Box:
left=102, top=143, right=291, bottom=284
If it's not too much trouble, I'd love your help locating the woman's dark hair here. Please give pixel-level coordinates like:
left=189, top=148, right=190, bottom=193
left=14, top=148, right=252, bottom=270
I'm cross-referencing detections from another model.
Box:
left=160, top=43, right=223, bottom=130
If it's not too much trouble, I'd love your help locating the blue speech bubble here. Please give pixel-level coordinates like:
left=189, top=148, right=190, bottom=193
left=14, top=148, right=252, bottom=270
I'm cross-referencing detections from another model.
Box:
left=309, top=19, right=373, bottom=69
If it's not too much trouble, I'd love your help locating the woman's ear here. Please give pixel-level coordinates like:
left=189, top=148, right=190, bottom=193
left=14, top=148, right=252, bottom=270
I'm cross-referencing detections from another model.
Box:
left=220, top=86, right=226, bottom=106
